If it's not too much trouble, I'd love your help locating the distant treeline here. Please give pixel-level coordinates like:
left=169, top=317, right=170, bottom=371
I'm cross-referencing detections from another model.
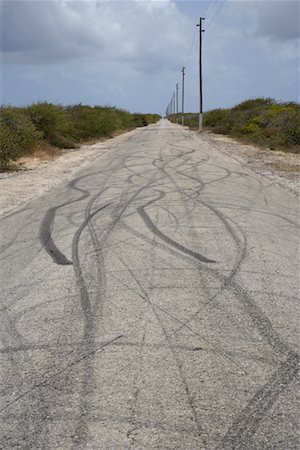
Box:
left=170, top=98, right=300, bottom=153
left=0, top=103, right=160, bottom=170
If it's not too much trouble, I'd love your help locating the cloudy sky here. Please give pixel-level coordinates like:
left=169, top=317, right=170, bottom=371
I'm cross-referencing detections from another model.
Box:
left=0, top=0, right=299, bottom=114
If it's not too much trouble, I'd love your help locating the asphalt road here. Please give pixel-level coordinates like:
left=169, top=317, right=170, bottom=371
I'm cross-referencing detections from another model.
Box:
left=0, top=119, right=299, bottom=449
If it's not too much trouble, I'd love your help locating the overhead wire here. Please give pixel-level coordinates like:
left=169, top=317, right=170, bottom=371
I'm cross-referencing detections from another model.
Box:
left=184, top=0, right=223, bottom=71
left=166, top=0, right=226, bottom=115
left=181, top=0, right=219, bottom=71
left=184, top=29, right=198, bottom=69
left=184, top=1, right=207, bottom=69
left=205, top=0, right=226, bottom=29
left=202, top=0, right=220, bottom=20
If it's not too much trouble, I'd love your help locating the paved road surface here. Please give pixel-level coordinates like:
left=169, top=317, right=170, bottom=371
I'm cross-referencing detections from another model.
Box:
left=1, top=120, right=299, bottom=449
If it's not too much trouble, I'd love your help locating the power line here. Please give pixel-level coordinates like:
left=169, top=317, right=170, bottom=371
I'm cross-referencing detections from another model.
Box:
left=203, top=0, right=219, bottom=20
left=185, top=35, right=198, bottom=70
left=184, top=29, right=198, bottom=68
left=165, top=0, right=226, bottom=124
left=185, top=1, right=223, bottom=70
left=205, top=0, right=226, bottom=29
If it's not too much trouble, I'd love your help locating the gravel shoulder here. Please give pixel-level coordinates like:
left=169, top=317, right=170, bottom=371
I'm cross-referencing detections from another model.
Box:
left=0, top=127, right=299, bottom=217
left=0, top=128, right=139, bottom=216
left=198, top=131, right=299, bottom=197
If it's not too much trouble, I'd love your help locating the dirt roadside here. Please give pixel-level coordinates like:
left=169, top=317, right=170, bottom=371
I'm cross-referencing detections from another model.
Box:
left=0, top=128, right=139, bottom=216
left=197, top=131, right=299, bottom=197
left=0, top=128, right=299, bottom=217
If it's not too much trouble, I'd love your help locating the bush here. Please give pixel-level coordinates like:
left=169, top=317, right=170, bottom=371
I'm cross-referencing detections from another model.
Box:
left=0, top=102, right=160, bottom=170
left=201, top=98, right=300, bottom=152
left=26, top=102, right=75, bottom=148
left=68, top=105, right=106, bottom=140
left=0, top=107, right=42, bottom=169
left=131, top=113, right=148, bottom=127
left=231, top=97, right=275, bottom=112
left=67, top=106, right=158, bottom=140
left=204, top=109, right=230, bottom=128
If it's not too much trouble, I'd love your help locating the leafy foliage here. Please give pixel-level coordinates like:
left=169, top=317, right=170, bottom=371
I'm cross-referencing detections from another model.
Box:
left=172, top=98, right=300, bottom=153
left=0, top=103, right=160, bottom=170
left=26, top=103, right=73, bottom=138
left=205, top=99, right=300, bottom=152
left=0, top=107, right=42, bottom=169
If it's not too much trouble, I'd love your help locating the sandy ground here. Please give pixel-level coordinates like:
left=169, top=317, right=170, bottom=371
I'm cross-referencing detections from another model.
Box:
left=0, top=128, right=299, bottom=217
left=0, top=129, right=139, bottom=216
left=199, top=132, right=299, bottom=197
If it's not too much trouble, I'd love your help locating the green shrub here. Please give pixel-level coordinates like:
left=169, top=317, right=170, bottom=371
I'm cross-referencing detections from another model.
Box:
left=67, top=105, right=146, bottom=140
left=231, top=97, right=275, bottom=112
left=27, top=102, right=73, bottom=138
left=68, top=105, right=105, bottom=140
left=47, top=133, right=76, bottom=149
left=0, top=107, right=42, bottom=169
left=200, top=98, right=300, bottom=152
left=131, top=113, right=148, bottom=127
left=130, top=113, right=160, bottom=127
left=0, top=102, right=160, bottom=170
left=204, top=109, right=230, bottom=128
left=26, top=102, right=75, bottom=149
left=100, top=107, right=122, bottom=135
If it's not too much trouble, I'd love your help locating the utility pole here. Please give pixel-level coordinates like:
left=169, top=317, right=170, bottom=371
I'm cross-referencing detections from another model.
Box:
left=173, top=92, right=176, bottom=115
left=181, top=67, right=185, bottom=125
left=197, top=17, right=205, bottom=131
left=176, top=83, right=179, bottom=122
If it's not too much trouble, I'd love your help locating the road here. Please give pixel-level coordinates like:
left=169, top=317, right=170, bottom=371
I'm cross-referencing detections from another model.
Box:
left=0, top=119, right=299, bottom=449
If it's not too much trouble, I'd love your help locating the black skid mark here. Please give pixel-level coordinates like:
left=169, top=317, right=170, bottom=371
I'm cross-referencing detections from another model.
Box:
left=39, top=170, right=108, bottom=265
left=40, top=208, right=73, bottom=265
left=137, top=191, right=216, bottom=264
left=216, top=351, right=299, bottom=449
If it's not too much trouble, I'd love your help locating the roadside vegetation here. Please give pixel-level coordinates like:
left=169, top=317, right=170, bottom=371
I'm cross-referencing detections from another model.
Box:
left=0, top=103, right=160, bottom=170
left=169, top=98, right=300, bottom=153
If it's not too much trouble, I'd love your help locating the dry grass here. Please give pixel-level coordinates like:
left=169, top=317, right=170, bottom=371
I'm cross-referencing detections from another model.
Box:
left=11, top=141, right=65, bottom=171
left=266, top=161, right=300, bottom=173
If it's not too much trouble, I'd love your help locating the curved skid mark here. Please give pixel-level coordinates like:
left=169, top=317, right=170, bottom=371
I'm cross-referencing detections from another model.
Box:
left=174, top=169, right=246, bottom=282
left=117, top=219, right=210, bottom=268
left=216, top=352, right=299, bottom=449
left=39, top=172, right=100, bottom=265
left=138, top=206, right=216, bottom=263
left=135, top=184, right=215, bottom=264
left=72, top=202, right=111, bottom=329
left=70, top=197, right=111, bottom=449
left=39, top=208, right=73, bottom=265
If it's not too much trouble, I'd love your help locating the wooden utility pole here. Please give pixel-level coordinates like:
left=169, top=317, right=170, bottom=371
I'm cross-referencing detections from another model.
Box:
left=197, top=17, right=205, bottom=131
left=176, top=83, right=179, bottom=122
left=173, top=92, right=176, bottom=115
left=181, top=67, right=185, bottom=125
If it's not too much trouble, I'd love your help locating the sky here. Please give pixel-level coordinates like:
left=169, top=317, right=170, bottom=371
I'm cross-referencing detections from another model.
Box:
left=0, top=0, right=299, bottom=114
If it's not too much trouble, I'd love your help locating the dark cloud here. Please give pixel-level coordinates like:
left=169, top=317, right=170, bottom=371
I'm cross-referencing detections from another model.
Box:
left=1, top=1, right=104, bottom=62
left=0, top=1, right=298, bottom=111
left=0, top=0, right=188, bottom=68
left=256, top=1, right=300, bottom=41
